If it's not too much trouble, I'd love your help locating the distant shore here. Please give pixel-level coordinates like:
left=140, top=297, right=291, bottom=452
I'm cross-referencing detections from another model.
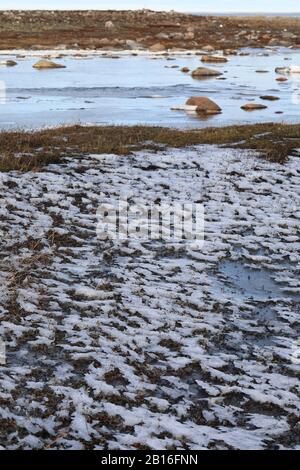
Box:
left=191, top=12, right=300, bottom=17
left=0, top=10, right=299, bottom=51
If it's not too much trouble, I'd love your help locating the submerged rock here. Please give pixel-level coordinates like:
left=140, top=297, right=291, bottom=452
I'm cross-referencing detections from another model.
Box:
left=33, top=60, right=66, bottom=69
left=241, top=103, right=268, bottom=111
left=186, top=96, right=222, bottom=115
left=191, top=67, right=222, bottom=78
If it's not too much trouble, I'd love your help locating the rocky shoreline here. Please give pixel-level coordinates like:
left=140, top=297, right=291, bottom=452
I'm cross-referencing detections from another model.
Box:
left=0, top=10, right=299, bottom=51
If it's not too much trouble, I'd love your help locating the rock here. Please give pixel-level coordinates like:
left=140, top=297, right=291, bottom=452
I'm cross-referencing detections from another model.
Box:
left=30, top=45, right=45, bottom=51
left=202, top=45, right=215, bottom=52
left=169, top=32, right=184, bottom=40
left=201, top=55, right=228, bottom=63
left=256, top=70, right=269, bottom=73
left=224, top=49, right=238, bottom=55
left=105, top=21, right=115, bottom=29
left=98, top=38, right=111, bottom=46
left=184, top=32, right=195, bottom=40
left=186, top=97, right=222, bottom=115
left=276, top=76, right=288, bottom=82
left=149, top=43, right=166, bottom=52
left=241, top=103, right=268, bottom=111
left=268, top=38, right=279, bottom=46
left=191, top=67, right=222, bottom=78
left=260, top=95, right=280, bottom=101
left=55, top=44, right=68, bottom=50
left=126, top=40, right=140, bottom=50
left=275, top=65, right=300, bottom=74
left=181, top=67, right=190, bottom=73
left=0, top=60, right=17, bottom=66
left=33, top=60, right=66, bottom=69
left=156, top=33, right=169, bottom=40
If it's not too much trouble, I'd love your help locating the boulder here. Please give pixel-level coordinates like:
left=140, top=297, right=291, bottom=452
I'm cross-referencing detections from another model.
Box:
left=181, top=67, right=190, bottom=73
left=0, top=60, right=17, bottom=66
left=202, top=45, right=215, bottom=52
left=276, top=76, right=288, bottom=82
left=241, top=103, right=268, bottom=111
left=201, top=55, right=228, bottom=63
left=126, top=40, right=140, bottom=50
left=192, top=67, right=222, bottom=78
left=98, top=38, right=111, bottom=46
left=149, top=43, right=166, bottom=52
left=186, top=97, right=222, bottom=115
left=156, top=33, right=169, bottom=40
left=33, top=60, right=66, bottom=69
left=105, top=21, right=115, bottom=29
left=170, top=33, right=184, bottom=40
left=184, top=32, right=195, bottom=40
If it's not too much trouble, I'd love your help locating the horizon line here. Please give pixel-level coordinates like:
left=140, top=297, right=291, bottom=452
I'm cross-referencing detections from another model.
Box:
left=0, top=9, right=299, bottom=13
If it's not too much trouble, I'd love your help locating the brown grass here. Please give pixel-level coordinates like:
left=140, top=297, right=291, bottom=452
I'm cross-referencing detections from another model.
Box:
left=0, top=10, right=299, bottom=50
left=0, top=123, right=300, bottom=172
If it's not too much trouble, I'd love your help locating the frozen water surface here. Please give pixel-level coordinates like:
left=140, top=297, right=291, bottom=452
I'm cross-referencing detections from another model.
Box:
left=0, top=48, right=299, bottom=129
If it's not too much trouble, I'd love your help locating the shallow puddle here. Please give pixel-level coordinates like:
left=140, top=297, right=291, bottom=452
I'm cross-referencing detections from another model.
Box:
left=217, top=260, right=300, bottom=301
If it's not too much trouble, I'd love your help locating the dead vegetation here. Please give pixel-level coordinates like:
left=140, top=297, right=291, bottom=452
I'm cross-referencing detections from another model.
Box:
left=0, top=123, right=299, bottom=172
left=0, top=10, right=299, bottom=50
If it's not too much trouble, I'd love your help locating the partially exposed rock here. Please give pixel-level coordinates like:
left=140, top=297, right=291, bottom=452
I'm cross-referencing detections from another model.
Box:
left=191, top=67, right=222, bottom=78
left=186, top=96, right=222, bottom=114
left=33, top=60, right=66, bottom=69
left=241, top=103, right=268, bottom=111
left=201, top=55, right=228, bottom=63
left=260, top=95, right=280, bottom=101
